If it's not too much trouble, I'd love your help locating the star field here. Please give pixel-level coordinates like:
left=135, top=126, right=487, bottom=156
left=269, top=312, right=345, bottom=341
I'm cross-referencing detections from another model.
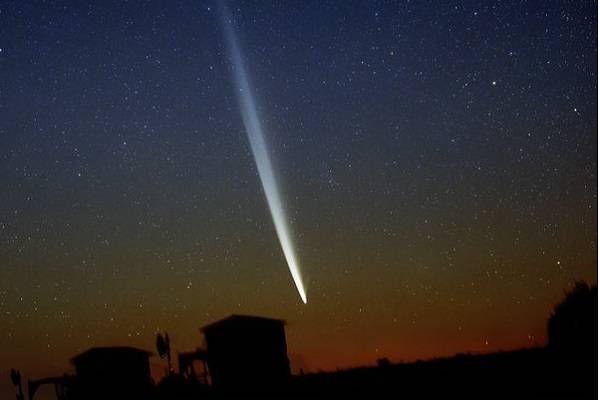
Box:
left=0, top=1, right=596, bottom=397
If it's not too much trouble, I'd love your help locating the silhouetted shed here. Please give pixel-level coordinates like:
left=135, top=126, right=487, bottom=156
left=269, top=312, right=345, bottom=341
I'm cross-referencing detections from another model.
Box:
left=201, top=315, right=290, bottom=391
left=71, top=346, right=153, bottom=399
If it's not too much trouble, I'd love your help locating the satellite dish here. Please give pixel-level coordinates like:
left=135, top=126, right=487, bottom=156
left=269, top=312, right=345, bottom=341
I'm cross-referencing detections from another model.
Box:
left=156, top=333, right=168, bottom=359
left=10, top=369, right=21, bottom=387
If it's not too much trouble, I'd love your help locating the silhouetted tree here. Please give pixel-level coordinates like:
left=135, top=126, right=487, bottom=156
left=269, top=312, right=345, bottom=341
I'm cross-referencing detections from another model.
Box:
left=547, top=281, right=597, bottom=359
left=377, top=358, right=391, bottom=368
left=156, top=332, right=173, bottom=375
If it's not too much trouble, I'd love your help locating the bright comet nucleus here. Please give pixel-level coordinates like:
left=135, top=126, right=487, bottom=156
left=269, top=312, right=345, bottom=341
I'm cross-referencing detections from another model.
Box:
left=218, top=5, right=307, bottom=304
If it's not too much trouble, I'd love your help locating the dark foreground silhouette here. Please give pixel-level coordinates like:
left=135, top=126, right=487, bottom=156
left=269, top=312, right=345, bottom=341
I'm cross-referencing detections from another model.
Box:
left=12, top=282, right=597, bottom=399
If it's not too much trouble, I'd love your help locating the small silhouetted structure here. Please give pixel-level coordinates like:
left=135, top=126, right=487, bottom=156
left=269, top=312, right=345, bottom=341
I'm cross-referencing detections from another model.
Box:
left=70, top=346, right=153, bottom=399
left=178, top=348, right=209, bottom=384
left=27, top=375, right=73, bottom=400
left=201, top=315, right=290, bottom=393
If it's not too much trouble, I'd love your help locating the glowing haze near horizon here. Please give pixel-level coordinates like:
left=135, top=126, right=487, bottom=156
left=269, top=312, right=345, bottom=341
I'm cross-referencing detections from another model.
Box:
left=219, top=5, right=307, bottom=304
left=0, top=1, right=596, bottom=399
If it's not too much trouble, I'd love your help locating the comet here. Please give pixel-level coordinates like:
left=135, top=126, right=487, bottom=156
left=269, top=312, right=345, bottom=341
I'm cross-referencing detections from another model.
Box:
left=219, top=5, right=308, bottom=304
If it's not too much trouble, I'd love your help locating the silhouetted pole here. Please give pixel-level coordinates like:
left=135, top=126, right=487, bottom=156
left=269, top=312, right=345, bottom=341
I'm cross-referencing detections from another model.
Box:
left=166, top=333, right=172, bottom=374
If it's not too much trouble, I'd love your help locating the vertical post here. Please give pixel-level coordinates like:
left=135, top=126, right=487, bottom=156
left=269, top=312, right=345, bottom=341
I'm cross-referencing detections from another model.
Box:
left=165, top=333, right=172, bottom=374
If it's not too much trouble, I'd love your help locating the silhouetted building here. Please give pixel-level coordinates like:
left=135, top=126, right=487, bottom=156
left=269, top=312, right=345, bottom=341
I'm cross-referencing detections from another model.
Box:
left=201, top=315, right=290, bottom=392
left=70, top=346, right=153, bottom=399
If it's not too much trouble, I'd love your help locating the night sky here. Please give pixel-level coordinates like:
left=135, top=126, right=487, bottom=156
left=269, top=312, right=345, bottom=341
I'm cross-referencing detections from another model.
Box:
left=0, top=0, right=597, bottom=397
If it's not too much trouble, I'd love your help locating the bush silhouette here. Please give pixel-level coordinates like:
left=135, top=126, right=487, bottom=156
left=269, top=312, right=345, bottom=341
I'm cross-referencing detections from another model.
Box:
left=547, top=281, right=597, bottom=359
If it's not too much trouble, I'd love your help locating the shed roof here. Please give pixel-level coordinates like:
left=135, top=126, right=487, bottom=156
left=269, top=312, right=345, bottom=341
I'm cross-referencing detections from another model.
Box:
left=201, top=314, right=286, bottom=333
left=71, top=346, right=152, bottom=364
